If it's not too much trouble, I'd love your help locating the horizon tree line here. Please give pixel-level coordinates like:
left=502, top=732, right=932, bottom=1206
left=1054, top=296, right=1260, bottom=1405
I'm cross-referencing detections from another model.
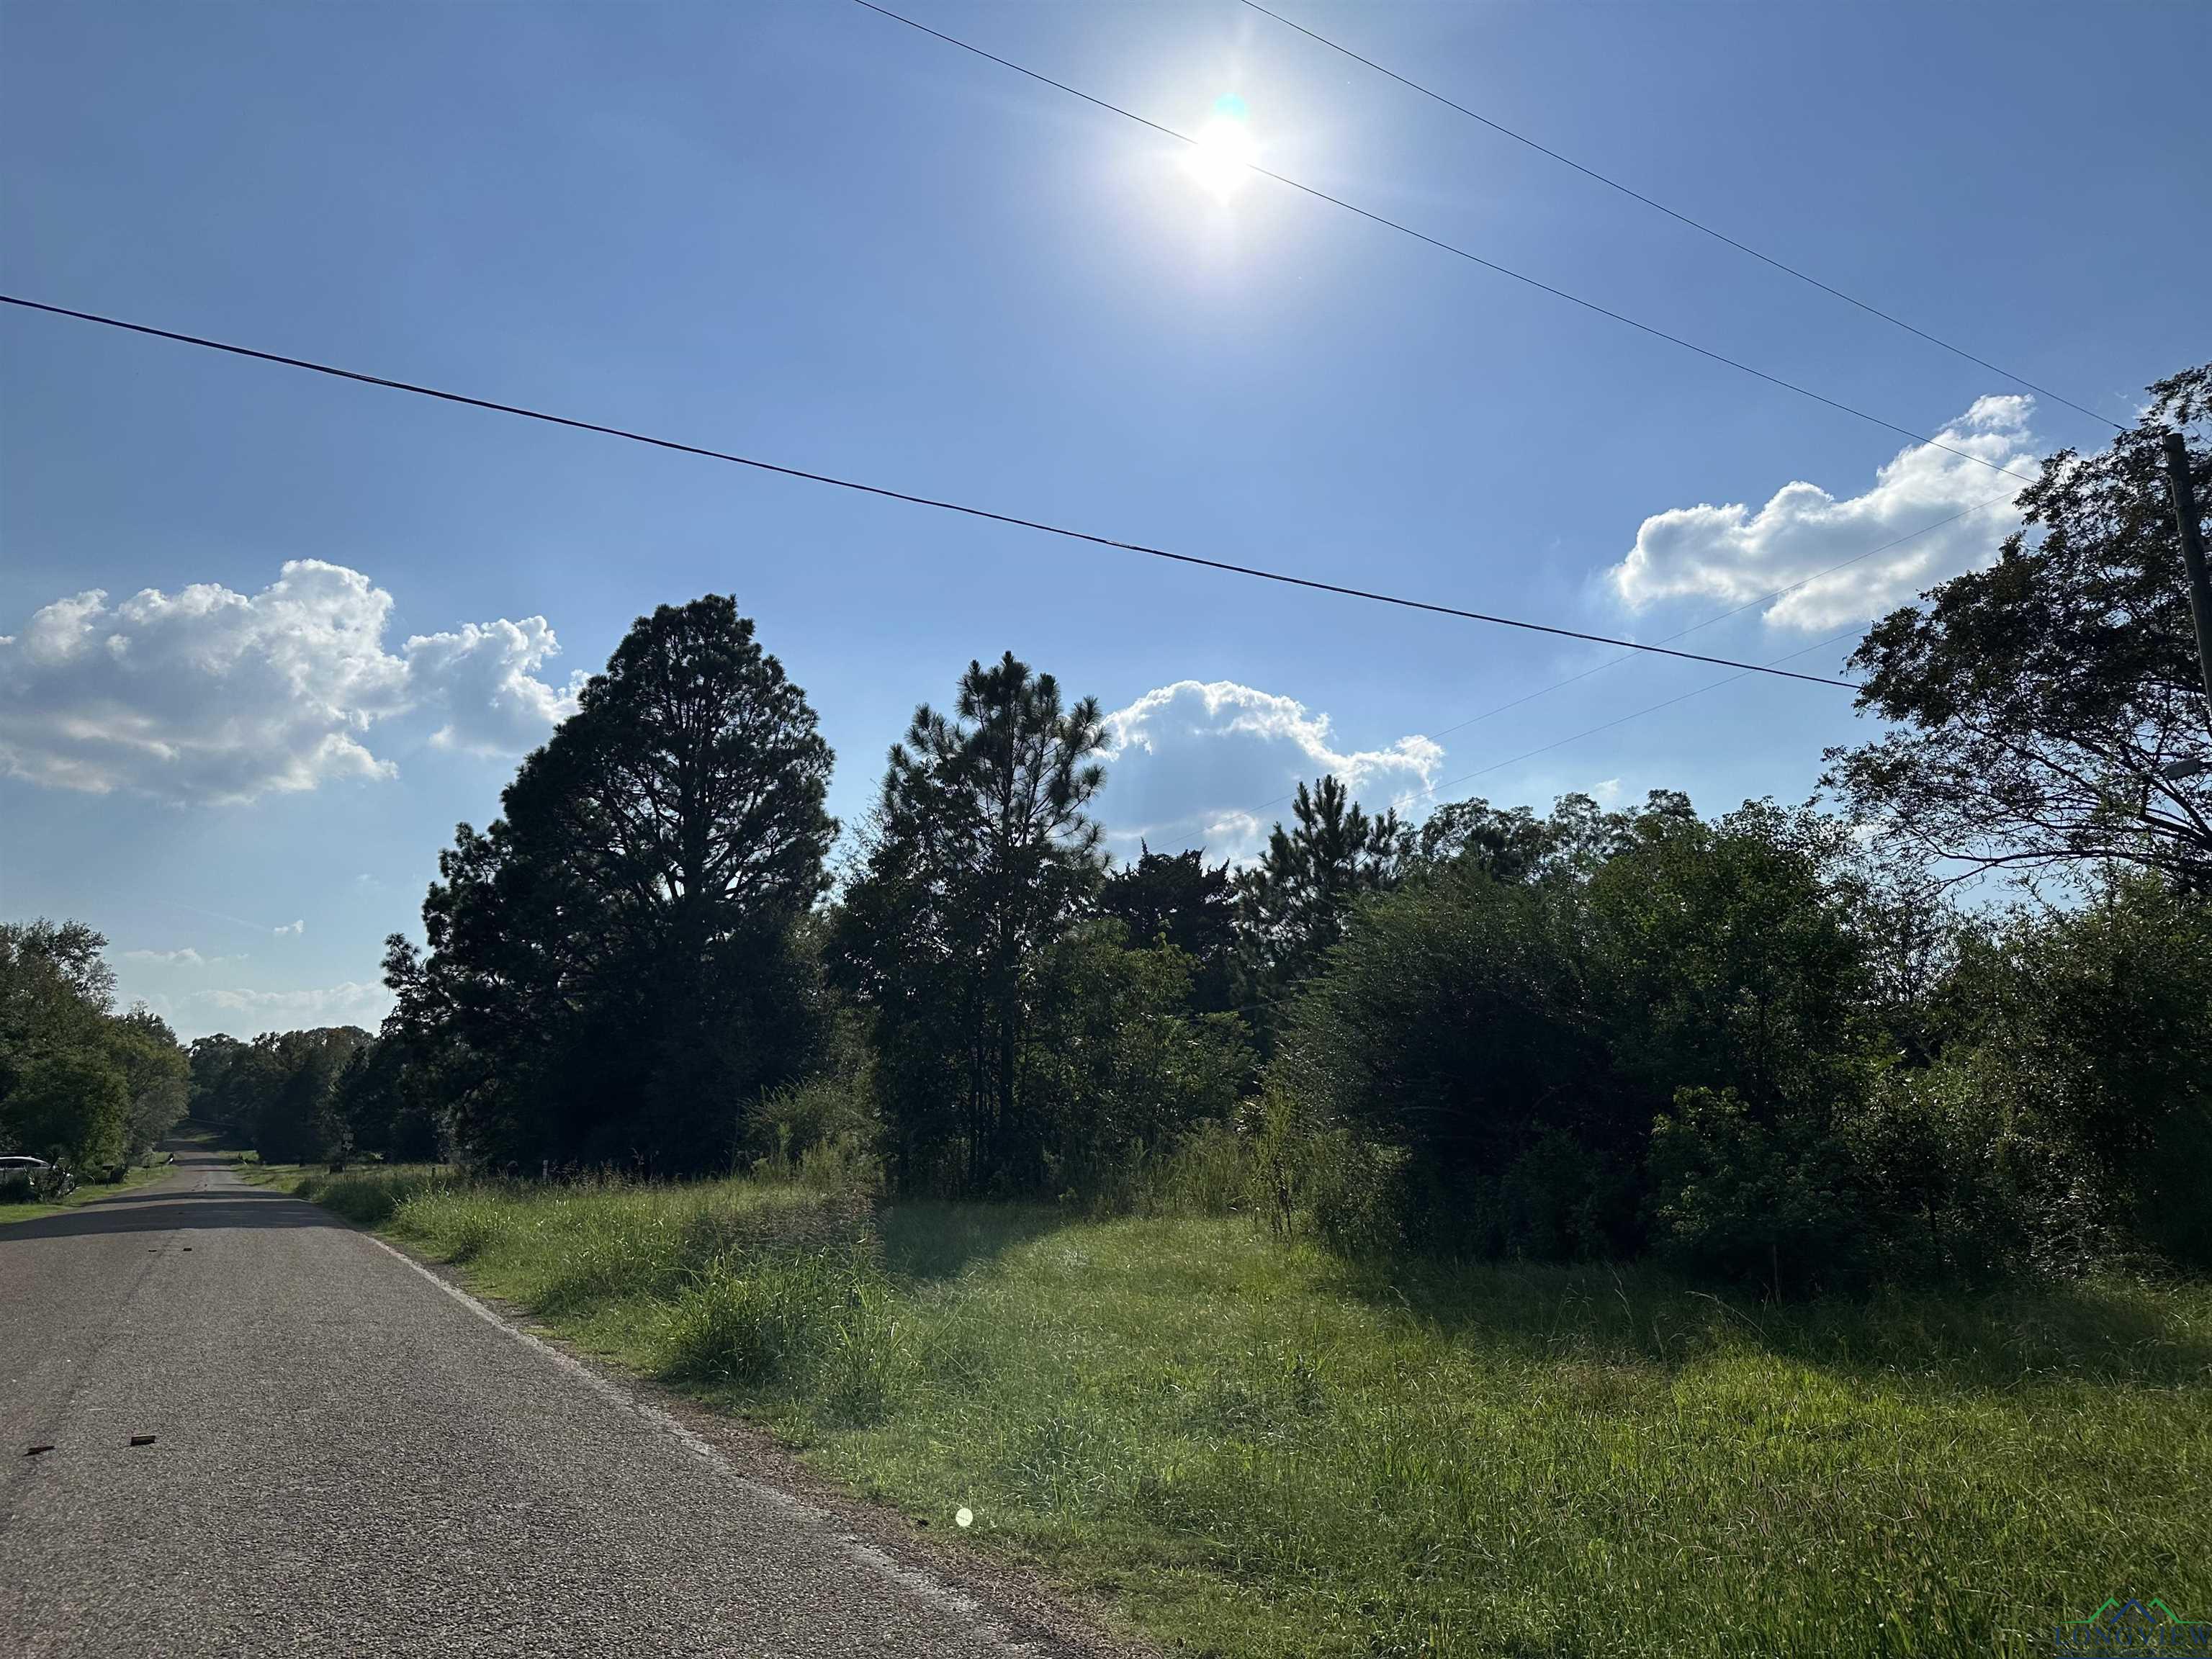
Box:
left=22, top=360, right=2209, bottom=1287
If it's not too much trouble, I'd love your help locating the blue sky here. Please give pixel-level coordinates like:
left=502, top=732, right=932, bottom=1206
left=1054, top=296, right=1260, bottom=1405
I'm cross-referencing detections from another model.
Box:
left=4, top=0, right=2206, bottom=1038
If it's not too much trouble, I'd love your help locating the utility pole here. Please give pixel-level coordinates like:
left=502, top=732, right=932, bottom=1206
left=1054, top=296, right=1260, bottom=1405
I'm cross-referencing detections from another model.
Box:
left=2164, top=431, right=2212, bottom=708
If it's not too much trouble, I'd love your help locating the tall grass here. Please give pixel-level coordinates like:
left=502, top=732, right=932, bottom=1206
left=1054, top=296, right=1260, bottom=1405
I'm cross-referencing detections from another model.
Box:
left=292, top=1166, right=901, bottom=1412
left=282, top=1164, right=2212, bottom=1658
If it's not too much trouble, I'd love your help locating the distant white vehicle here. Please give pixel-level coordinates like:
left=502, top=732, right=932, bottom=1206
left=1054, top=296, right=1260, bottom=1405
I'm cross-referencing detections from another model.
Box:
left=0, top=1154, right=72, bottom=1197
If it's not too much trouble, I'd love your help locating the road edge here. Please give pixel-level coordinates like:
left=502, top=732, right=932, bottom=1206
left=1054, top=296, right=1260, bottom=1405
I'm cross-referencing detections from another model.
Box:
left=324, top=1207, right=1157, bottom=1659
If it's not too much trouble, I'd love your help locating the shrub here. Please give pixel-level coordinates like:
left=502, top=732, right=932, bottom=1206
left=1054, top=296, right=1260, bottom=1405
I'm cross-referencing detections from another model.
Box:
left=1647, top=1087, right=1868, bottom=1295
left=745, top=1073, right=880, bottom=1173
left=1243, top=1083, right=1403, bottom=1252
left=1023, top=927, right=1254, bottom=1203
left=1934, top=876, right=2212, bottom=1273
left=1265, top=863, right=1638, bottom=1256
left=1841, top=1062, right=2027, bottom=1285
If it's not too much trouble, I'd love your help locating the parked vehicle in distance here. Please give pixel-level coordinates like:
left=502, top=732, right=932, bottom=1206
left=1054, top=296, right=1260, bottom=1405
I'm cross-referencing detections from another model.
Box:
left=0, top=1156, right=76, bottom=1202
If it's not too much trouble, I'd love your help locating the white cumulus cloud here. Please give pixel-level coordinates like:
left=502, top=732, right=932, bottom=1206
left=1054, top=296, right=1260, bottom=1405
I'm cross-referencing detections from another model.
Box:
left=1607, top=395, right=2038, bottom=631
left=120, top=947, right=243, bottom=967
left=1100, top=680, right=1441, bottom=859
left=405, top=618, right=585, bottom=756
left=0, top=560, right=583, bottom=802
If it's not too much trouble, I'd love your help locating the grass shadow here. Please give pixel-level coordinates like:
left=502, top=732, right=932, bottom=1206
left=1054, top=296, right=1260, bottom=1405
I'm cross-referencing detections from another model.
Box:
left=878, top=1200, right=1082, bottom=1282
left=1328, top=1247, right=2212, bottom=1394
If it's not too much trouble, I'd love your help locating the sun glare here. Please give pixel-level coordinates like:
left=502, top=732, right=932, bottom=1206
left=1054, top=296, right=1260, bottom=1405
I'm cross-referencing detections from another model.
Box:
left=1184, top=97, right=1256, bottom=200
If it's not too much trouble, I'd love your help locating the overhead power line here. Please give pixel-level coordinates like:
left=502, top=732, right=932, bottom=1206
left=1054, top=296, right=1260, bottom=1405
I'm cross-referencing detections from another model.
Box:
left=0, top=293, right=1865, bottom=691
left=849, top=0, right=2046, bottom=488
left=1224, top=626, right=1860, bottom=845
left=1421, top=495, right=2008, bottom=745
left=1406, top=624, right=1867, bottom=821
left=1241, top=494, right=2006, bottom=821
left=1380, top=624, right=1866, bottom=832
left=1239, top=0, right=2121, bottom=433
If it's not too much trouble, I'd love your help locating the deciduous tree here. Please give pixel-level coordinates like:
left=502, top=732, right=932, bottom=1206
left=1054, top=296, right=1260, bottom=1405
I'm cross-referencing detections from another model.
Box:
left=1825, top=364, right=2211, bottom=886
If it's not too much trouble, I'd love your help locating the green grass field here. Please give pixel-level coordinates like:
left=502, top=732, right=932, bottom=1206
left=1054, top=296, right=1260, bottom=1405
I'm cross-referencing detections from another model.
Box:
left=266, top=1166, right=2212, bottom=1658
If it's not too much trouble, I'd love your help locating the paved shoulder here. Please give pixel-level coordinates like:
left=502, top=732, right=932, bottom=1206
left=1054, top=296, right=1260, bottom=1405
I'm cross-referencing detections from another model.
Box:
left=0, top=1151, right=1118, bottom=1658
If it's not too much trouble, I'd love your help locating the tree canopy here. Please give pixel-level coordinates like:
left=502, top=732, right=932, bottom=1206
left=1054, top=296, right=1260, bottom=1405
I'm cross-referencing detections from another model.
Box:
left=836, top=652, right=1110, bottom=1192
left=1234, top=775, right=1410, bottom=1030
left=1827, top=363, right=2211, bottom=886
left=1097, top=845, right=1237, bottom=1014
left=1, top=920, right=184, bottom=1173
left=399, top=595, right=836, bottom=1171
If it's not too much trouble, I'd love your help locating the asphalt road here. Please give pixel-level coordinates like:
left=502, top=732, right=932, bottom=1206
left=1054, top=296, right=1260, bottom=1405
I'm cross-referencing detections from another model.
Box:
left=0, top=1147, right=1117, bottom=1658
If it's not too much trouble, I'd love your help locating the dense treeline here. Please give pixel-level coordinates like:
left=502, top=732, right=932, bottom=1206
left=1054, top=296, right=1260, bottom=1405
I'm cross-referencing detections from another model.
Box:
left=0, top=920, right=188, bottom=1186
left=184, top=1026, right=413, bottom=1167
left=197, top=363, right=2212, bottom=1289
left=1267, top=796, right=2212, bottom=1285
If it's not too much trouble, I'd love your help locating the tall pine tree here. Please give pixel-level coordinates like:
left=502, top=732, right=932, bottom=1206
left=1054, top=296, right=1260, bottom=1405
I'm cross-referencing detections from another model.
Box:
left=1235, top=774, right=1409, bottom=1025
left=403, top=596, right=835, bottom=1170
left=837, top=652, right=1106, bottom=1192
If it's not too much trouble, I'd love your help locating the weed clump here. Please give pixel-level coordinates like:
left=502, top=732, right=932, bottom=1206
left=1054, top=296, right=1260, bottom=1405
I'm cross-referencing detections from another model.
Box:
left=658, top=1192, right=905, bottom=1419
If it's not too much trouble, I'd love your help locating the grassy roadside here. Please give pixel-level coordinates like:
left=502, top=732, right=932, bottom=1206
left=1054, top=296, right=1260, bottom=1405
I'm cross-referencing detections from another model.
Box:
left=264, top=1165, right=2212, bottom=1658
left=0, top=1155, right=179, bottom=1227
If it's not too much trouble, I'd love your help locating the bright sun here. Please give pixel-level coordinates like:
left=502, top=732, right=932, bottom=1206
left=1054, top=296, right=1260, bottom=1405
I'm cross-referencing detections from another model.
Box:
left=1184, top=99, right=1256, bottom=200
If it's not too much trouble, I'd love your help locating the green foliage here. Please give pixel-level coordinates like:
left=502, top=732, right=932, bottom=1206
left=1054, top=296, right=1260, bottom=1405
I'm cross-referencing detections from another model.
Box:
left=403, top=595, right=837, bottom=1172
left=5, top=1048, right=129, bottom=1170
left=1826, top=362, right=2211, bottom=885
left=660, top=1245, right=899, bottom=1419
left=1272, top=854, right=1619, bottom=1250
left=1585, top=799, right=1870, bottom=1114
left=1233, top=774, right=1408, bottom=1030
left=1020, top=923, right=1252, bottom=1205
left=1097, top=844, right=1238, bottom=1013
left=286, top=1164, right=908, bottom=1419
left=1840, top=1061, right=2023, bottom=1285
left=1249, top=1080, right=1404, bottom=1253
left=293, top=1165, right=454, bottom=1226
left=1264, top=781, right=2212, bottom=1284
left=835, top=651, right=1110, bottom=1194
left=1647, top=1087, right=1865, bottom=1293
left=744, top=1072, right=883, bottom=1188
left=1921, top=873, right=2212, bottom=1271
left=107, top=1009, right=189, bottom=1159
left=331, top=1035, right=441, bottom=1164
left=1, top=919, right=188, bottom=1173
left=191, top=1025, right=371, bottom=1166
left=1133, top=1116, right=1257, bottom=1217
left=1271, top=794, right=1874, bottom=1264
